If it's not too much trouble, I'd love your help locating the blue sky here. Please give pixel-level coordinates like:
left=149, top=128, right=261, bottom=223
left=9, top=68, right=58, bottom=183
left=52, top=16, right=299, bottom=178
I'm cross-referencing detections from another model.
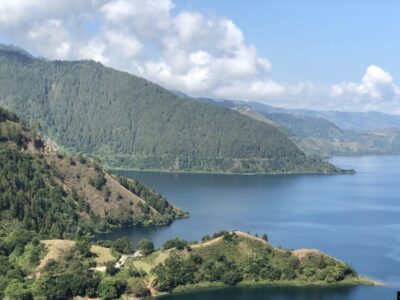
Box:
left=0, top=0, right=399, bottom=113
left=176, top=0, right=400, bottom=84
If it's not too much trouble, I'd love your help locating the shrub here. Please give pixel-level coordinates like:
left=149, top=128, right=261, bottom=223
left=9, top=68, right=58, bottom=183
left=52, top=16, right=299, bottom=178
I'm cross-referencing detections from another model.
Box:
left=162, top=238, right=188, bottom=250
left=126, top=278, right=150, bottom=298
left=112, top=237, right=133, bottom=254
left=136, top=239, right=154, bottom=256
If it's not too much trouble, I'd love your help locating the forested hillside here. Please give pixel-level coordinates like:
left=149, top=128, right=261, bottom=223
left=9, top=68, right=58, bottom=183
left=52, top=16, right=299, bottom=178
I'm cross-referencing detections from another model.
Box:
left=0, top=45, right=340, bottom=174
left=0, top=106, right=185, bottom=238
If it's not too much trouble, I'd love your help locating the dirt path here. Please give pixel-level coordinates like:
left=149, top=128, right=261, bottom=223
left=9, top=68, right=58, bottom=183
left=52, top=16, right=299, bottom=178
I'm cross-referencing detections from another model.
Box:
left=191, top=236, right=223, bottom=249
left=233, top=231, right=269, bottom=245
left=115, top=254, right=135, bottom=268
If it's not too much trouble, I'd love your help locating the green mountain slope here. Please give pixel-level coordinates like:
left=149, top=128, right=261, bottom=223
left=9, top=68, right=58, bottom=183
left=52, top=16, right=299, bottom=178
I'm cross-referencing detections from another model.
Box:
left=0, top=45, right=339, bottom=174
left=0, top=106, right=185, bottom=238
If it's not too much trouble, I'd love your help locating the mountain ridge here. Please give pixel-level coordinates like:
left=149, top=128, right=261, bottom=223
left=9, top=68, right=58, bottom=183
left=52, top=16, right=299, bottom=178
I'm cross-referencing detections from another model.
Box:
left=0, top=44, right=341, bottom=174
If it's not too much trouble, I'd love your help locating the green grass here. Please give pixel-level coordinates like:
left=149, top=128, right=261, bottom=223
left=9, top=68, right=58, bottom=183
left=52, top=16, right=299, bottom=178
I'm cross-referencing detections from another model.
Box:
left=129, top=251, right=171, bottom=274
left=91, top=245, right=116, bottom=266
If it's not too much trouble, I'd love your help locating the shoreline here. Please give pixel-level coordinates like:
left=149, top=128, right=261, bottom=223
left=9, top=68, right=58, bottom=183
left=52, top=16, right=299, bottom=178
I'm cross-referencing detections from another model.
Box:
left=155, top=277, right=381, bottom=298
left=107, top=167, right=355, bottom=176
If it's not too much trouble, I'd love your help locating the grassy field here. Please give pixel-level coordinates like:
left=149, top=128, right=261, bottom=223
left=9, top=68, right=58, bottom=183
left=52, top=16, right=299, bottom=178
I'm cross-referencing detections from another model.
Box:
left=37, top=240, right=115, bottom=272
left=129, top=251, right=171, bottom=274
left=91, top=245, right=116, bottom=266
left=37, top=240, right=75, bottom=272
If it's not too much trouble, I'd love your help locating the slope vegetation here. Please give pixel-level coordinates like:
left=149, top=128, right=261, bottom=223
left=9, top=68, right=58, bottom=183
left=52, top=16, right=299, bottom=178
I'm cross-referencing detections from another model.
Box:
left=127, top=231, right=371, bottom=297
left=0, top=106, right=185, bottom=238
left=0, top=45, right=339, bottom=173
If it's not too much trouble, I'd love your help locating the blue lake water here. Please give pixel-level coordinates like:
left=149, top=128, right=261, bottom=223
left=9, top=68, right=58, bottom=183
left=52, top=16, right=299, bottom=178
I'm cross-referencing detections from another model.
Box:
left=100, top=156, right=400, bottom=299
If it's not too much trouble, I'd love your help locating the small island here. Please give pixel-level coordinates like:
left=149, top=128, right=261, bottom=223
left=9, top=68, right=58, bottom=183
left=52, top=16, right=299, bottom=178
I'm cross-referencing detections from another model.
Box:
left=1, top=230, right=373, bottom=299
left=124, top=231, right=374, bottom=298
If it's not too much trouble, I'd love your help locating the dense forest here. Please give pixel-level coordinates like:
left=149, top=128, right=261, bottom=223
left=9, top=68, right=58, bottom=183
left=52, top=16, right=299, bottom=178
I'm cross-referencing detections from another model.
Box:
left=0, top=44, right=340, bottom=173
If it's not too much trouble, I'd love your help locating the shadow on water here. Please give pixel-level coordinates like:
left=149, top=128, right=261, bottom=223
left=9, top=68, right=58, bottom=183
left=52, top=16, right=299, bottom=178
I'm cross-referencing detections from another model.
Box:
left=156, top=285, right=395, bottom=300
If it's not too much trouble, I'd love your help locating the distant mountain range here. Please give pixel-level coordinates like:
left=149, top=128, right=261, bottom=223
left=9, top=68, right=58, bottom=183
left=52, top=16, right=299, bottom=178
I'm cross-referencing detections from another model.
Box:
left=0, top=44, right=340, bottom=174
left=190, top=97, right=400, bottom=158
left=191, top=97, right=400, bottom=131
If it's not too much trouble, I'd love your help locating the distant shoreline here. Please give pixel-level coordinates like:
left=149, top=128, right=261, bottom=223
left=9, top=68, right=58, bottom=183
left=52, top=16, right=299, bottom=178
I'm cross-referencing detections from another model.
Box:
left=107, top=167, right=355, bottom=176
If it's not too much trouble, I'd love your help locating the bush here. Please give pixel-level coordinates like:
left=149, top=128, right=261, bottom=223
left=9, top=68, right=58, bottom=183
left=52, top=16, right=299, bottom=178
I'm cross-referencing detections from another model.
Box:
left=262, top=234, right=269, bottom=242
left=221, top=268, right=243, bottom=285
left=75, top=239, right=92, bottom=258
left=89, top=174, right=106, bottom=191
left=126, top=278, right=150, bottom=298
left=97, top=279, right=118, bottom=300
left=77, top=155, right=86, bottom=164
left=162, top=238, right=188, bottom=250
left=106, top=262, right=118, bottom=276
left=4, top=279, right=32, bottom=300
left=302, top=266, right=315, bottom=277
left=136, top=239, right=154, bottom=256
left=112, top=237, right=133, bottom=254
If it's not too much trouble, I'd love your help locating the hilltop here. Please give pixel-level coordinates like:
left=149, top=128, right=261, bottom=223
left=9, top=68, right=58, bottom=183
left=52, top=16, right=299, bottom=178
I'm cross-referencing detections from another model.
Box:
left=0, top=44, right=341, bottom=174
left=123, top=231, right=372, bottom=297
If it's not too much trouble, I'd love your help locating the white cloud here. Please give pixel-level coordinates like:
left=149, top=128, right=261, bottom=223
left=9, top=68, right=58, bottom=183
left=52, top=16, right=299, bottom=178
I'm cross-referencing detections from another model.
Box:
left=0, top=0, right=398, bottom=114
left=330, top=65, right=400, bottom=113
left=331, top=65, right=397, bottom=99
left=28, top=19, right=72, bottom=59
left=0, top=0, right=94, bottom=29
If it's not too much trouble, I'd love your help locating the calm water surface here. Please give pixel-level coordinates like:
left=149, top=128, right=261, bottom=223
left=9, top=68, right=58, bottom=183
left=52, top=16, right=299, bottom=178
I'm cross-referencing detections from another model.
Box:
left=100, top=156, right=400, bottom=299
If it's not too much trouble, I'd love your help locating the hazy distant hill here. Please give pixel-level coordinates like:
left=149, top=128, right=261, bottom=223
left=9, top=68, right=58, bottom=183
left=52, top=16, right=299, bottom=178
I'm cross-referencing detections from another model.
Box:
left=231, top=100, right=400, bottom=131
left=0, top=44, right=339, bottom=174
left=194, top=98, right=400, bottom=158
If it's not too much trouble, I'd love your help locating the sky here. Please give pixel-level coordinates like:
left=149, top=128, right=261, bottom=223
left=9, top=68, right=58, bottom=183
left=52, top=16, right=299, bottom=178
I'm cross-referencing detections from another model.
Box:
left=0, top=0, right=399, bottom=113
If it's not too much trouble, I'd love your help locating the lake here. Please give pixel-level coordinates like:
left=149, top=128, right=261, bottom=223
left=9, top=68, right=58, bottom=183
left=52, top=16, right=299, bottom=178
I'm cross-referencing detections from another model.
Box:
left=100, top=156, right=400, bottom=299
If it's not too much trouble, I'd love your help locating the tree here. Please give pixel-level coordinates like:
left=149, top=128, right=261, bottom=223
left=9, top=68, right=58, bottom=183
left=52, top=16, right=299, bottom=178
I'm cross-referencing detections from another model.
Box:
left=162, top=238, right=188, bottom=250
left=89, top=173, right=107, bottom=191
left=126, top=278, right=150, bottom=298
left=136, top=239, right=154, bottom=256
left=106, top=262, right=118, bottom=276
left=112, top=237, right=133, bottom=254
left=97, top=279, right=118, bottom=300
left=262, top=233, right=269, bottom=242
left=75, top=239, right=92, bottom=258
left=4, top=280, right=32, bottom=300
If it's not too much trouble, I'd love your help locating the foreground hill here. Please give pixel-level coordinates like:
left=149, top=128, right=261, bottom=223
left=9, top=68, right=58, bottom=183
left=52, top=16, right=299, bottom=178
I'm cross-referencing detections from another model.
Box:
left=0, top=106, right=185, bottom=238
left=125, top=231, right=371, bottom=297
left=0, top=44, right=339, bottom=174
left=0, top=231, right=371, bottom=299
